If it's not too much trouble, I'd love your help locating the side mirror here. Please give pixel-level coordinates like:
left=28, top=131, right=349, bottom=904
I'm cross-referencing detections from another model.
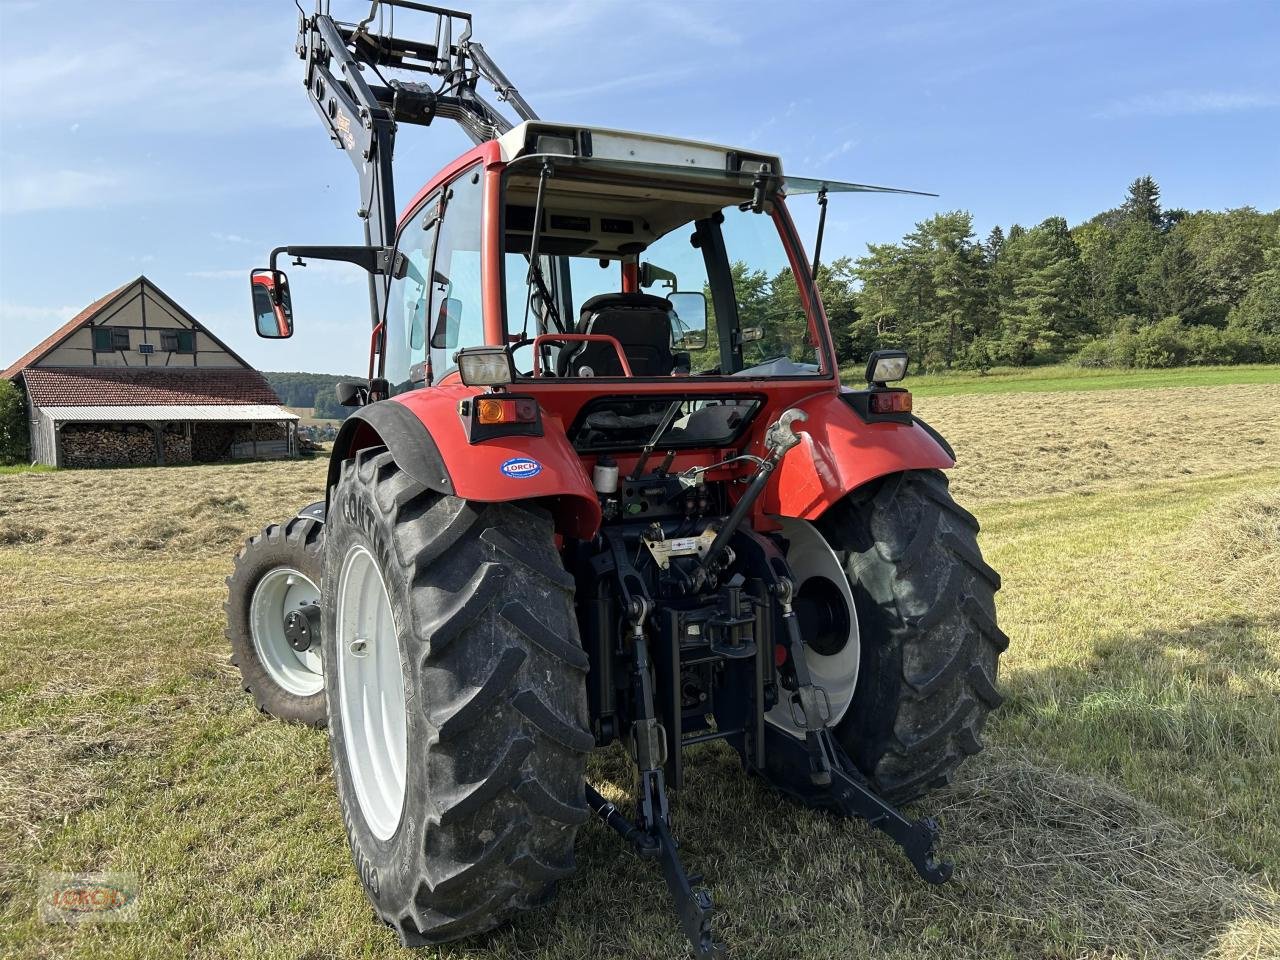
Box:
left=430, top=297, right=463, bottom=350
left=250, top=268, right=293, bottom=339
left=667, top=291, right=708, bottom=350
left=740, top=326, right=764, bottom=344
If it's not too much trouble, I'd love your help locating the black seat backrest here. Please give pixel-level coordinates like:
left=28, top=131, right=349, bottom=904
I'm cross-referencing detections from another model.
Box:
left=559, top=292, right=675, bottom=377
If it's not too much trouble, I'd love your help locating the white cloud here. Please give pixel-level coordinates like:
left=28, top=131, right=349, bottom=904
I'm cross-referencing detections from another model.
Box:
left=648, top=4, right=742, bottom=46
left=811, top=138, right=860, bottom=168
left=211, top=232, right=253, bottom=245
left=0, top=301, right=80, bottom=325
left=0, top=166, right=124, bottom=214
left=538, top=66, right=697, bottom=101
left=186, top=268, right=250, bottom=281
left=1096, top=90, right=1280, bottom=119
left=0, top=31, right=306, bottom=134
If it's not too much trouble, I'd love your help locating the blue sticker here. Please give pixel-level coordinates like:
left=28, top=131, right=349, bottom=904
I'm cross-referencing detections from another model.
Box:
left=500, top=457, right=543, bottom=479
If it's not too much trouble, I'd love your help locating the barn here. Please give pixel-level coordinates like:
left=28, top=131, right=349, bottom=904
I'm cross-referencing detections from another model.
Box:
left=2, top=277, right=299, bottom=468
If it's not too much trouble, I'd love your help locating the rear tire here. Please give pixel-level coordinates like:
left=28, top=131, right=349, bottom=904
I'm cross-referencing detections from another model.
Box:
left=323, top=448, right=592, bottom=945
left=225, top=516, right=326, bottom=726
left=816, top=469, right=1008, bottom=803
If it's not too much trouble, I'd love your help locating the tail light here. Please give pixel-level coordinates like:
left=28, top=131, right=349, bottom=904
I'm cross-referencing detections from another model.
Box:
left=476, top=397, right=538, bottom=425
left=460, top=394, right=544, bottom=442
left=869, top=390, right=912, bottom=415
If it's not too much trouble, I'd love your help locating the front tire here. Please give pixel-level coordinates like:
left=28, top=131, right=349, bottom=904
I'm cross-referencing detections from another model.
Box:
left=817, top=469, right=1008, bottom=803
left=323, top=448, right=592, bottom=945
left=225, top=516, right=326, bottom=726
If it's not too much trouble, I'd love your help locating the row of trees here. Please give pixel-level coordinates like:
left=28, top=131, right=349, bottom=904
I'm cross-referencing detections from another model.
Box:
left=815, top=177, right=1279, bottom=370
left=264, top=371, right=358, bottom=420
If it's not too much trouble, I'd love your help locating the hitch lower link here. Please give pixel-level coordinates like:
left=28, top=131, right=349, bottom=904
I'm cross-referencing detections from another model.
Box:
left=773, top=576, right=953, bottom=886
left=584, top=541, right=951, bottom=958
left=587, top=592, right=728, bottom=960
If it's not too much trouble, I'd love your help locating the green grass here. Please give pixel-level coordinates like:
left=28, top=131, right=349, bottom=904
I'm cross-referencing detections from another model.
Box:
left=0, top=463, right=54, bottom=475
left=2, top=386, right=1279, bottom=959
left=838, top=362, right=1280, bottom=397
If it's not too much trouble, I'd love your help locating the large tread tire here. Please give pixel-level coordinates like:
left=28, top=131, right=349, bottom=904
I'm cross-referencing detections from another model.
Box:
left=323, top=447, right=591, bottom=946
left=816, top=469, right=1008, bottom=803
left=225, top=516, right=326, bottom=726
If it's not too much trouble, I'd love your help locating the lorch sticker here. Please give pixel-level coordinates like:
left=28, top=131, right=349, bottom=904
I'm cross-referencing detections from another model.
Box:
left=40, top=872, right=139, bottom=924
left=500, top=457, right=543, bottom=479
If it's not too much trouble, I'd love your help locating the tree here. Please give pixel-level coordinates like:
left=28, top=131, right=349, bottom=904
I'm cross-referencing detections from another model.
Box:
left=1139, top=225, right=1204, bottom=322
left=1122, top=175, right=1162, bottom=229
left=998, top=217, right=1085, bottom=358
left=1187, top=207, right=1275, bottom=315
left=1228, top=239, right=1280, bottom=334
left=0, top=379, right=29, bottom=466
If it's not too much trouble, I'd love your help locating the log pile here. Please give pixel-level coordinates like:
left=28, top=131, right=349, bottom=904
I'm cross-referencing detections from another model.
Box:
left=61, top=424, right=155, bottom=468
left=192, top=424, right=237, bottom=463
left=162, top=427, right=192, bottom=465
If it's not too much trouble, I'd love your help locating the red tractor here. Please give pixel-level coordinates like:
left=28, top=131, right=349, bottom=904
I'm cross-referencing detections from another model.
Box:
left=225, top=3, right=1006, bottom=956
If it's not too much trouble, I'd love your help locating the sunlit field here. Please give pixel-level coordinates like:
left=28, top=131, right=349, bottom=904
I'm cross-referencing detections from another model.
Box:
left=2, top=371, right=1278, bottom=959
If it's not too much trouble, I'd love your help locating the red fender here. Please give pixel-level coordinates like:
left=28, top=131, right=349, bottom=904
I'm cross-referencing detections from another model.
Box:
left=329, top=386, right=601, bottom=539
left=761, top=391, right=955, bottom=521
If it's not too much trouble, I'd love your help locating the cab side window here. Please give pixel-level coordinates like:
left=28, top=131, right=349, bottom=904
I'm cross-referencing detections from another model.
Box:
left=384, top=193, right=440, bottom=394
left=429, top=166, right=485, bottom=376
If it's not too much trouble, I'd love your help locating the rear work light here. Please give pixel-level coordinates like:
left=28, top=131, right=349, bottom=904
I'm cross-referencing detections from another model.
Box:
left=869, top=390, right=912, bottom=415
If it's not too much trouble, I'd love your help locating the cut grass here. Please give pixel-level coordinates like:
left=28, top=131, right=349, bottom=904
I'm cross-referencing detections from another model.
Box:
left=2, top=381, right=1279, bottom=959
left=837, top=361, right=1280, bottom=397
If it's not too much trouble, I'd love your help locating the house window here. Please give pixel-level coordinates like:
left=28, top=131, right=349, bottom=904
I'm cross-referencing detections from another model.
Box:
left=161, top=330, right=195, bottom=353
left=92, top=327, right=129, bottom=352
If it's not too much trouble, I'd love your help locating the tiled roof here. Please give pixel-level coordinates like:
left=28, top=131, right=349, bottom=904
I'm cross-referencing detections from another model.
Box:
left=40, top=404, right=299, bottom=422
left=20, top=367, right=282, bottom=408
left=1, top=279, right=135, bottom=379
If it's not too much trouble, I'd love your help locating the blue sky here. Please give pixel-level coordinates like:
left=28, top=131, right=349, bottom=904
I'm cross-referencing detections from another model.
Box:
left=2, top=0, right=1277, bottom=375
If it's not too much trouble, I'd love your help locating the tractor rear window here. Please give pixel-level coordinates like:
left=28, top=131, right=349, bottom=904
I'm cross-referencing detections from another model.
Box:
left=568, top=395, right=763, bottom=452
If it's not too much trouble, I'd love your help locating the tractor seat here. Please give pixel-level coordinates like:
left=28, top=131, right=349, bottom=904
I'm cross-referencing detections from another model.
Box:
left=558, top=292, right=675, bottom=377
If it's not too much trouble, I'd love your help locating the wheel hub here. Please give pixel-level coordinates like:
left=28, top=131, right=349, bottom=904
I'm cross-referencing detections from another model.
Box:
left=767, top=518, right=860, bottom=737
left=249, top=567, right=323, bottom=697
left=284, top=602, right=322, bottom=652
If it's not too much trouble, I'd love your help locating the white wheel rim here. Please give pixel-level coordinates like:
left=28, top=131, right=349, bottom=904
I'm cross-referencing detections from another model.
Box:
left=336, top=544, right=407, bottom=841
left=249, top=566, right=324, bottom=697
left=767, top=518, right=860, bottom=737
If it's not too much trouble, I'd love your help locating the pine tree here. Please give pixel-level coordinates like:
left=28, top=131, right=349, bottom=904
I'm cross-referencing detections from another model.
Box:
left=1000, top=216, right=1085, bottom=357
left=1123, top=175, right=1162, bottom=228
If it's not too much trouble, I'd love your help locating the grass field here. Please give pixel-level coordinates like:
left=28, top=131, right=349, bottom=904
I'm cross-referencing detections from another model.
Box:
left=839, top=361, right=1280, bottom=397
left=2, top=370, right=1278, bottom=959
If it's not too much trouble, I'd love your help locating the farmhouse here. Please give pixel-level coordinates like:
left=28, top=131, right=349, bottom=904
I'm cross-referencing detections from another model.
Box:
left=2, top=277, right=299, bottom=468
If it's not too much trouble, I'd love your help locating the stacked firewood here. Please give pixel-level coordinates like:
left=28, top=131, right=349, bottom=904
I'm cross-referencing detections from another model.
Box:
left=162, top=428, right=192, bottom=464
left=62, top=425, right=154, bottom=468
left=192, top=423, right=238, bottom=463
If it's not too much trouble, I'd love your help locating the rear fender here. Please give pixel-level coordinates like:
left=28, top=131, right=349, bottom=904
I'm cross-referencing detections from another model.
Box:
left=762, top=391, right=955, bottom=520
left=328, top=389, right=601, bottom=539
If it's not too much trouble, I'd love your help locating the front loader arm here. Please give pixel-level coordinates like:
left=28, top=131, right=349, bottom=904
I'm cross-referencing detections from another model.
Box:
left=293, top=1, right=539, bottom=324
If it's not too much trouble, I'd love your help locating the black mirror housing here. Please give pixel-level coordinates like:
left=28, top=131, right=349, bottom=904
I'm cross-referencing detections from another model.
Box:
left=250, top=268, right=293, bottom=339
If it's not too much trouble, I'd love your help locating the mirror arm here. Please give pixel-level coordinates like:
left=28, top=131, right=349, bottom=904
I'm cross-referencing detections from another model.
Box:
left=267, top=245, right=398, bottom=287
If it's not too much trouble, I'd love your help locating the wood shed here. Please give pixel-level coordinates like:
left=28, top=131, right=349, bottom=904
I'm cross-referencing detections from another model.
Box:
left=2, top=277, right=299, bottom=467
